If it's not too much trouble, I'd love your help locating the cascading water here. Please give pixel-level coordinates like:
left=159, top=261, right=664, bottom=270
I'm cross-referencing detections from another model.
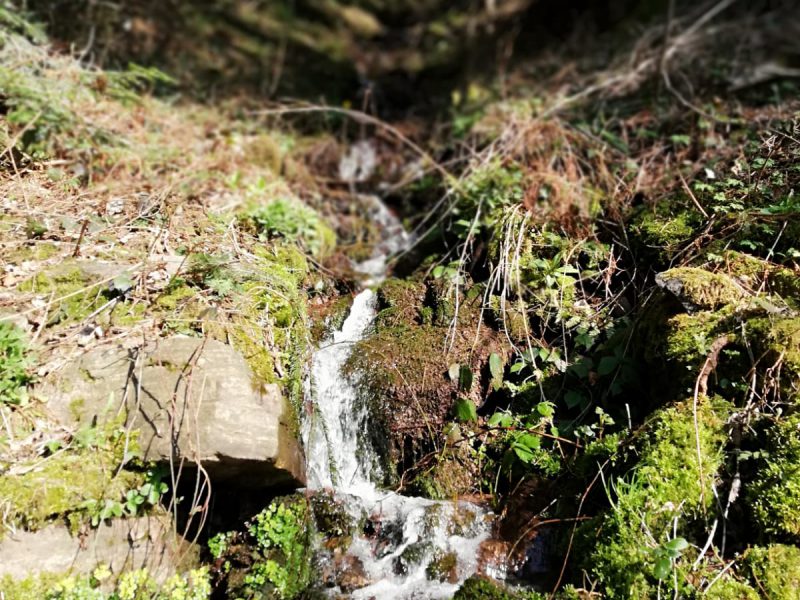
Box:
left=301, top=195, right=491, bottom=599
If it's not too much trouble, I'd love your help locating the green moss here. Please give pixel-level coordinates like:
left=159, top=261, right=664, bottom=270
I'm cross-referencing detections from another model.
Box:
left=425, top=550, right=458, bottom=582
left=410, top=448, right=476, bottom=500
left=0, top=424, right=143, bottom=533
left=18, top=266, right=102, bottom=326
left=664, top=309, right=734, bottom=365
left=656, top=267, right=745, bottom=311
left=241, top=197, right=335, bottom=259
left=748, top=414, right=800, bottom=539
left=585, top=398, right=730, bottom=598
left=630, top=209, right=698, bottom=262
left=704, top=577, right=759, bottom=600
left=155, top=280, right=196, bottom=312
left=719, top=251, right=800, bottom=305
left=17, top=264, right=142, bottom=329
left=757, top=317, right=800, bottom=377
left=7, top=242, right=60, bottom=263
left=375, top=278, right=426, bottom=327
left=395, top=541, right=433, bottom=575
left=453, top=575, right=545, bottom=599
left=746, top=544, right=800, bottom=600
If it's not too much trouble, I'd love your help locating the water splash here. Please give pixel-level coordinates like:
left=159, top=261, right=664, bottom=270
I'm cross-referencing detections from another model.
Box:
left=301, top=195, right=490, bottom=598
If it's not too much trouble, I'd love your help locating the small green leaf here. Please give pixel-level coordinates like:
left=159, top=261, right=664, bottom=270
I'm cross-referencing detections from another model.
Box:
left=487, top=412, right=504, bottom=427
left=512, top=442, right=535, bottom=463
left=510, top=361, right=526, bottom=374
left=458, top=365, right=474, bottom=392
left=597, top=356, right=619, bottom=376
left=653, top=557, right=672, bottom=580
left=489, top=353, right=503, bottom=390
left=518, top=433, right=541, bottom=450
left=664, top=537, right=689, bottom=553
left=564, top=390, right=585, bottom=409
left=536, top=402, right=554, bottom=418
left=433, top=265, right=446, bottom=278
left=454, top=398, right=477, bottom=422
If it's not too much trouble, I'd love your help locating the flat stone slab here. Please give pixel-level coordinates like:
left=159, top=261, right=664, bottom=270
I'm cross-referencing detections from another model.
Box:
left=0, top=516, right=178, bottom=581
left=40, top=336, right=305, bottom=488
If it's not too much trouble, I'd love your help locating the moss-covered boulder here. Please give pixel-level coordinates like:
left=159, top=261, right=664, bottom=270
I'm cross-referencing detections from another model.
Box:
left=346, top=277, right=509, bottom=486
left=748, top=414, right=800, bottom=539
left=745, top=544, right=800, bottom=600
left=583, top=397, right=731, bottom=598
left=655, top=267, right=747, bottom=312
left=453, top=575, right=544, bottom=599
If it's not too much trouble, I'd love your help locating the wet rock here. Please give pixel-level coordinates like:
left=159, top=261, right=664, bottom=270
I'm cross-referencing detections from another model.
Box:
left=0, top=515, right=182, bottom=582
left=40, top=336, right=305, bottom=487
left=477, top=539, right=511, bottom=579
left=364, top=514, right=404, bottom=559
left=393, top=541, right=433, bottom=575
left=311, top=490, right=365, bottom=550
left=335, top=555, right=371, bottom=592
left=426, top=549, right=459, bottom=583
left=447, top=504, right=481, bottom=537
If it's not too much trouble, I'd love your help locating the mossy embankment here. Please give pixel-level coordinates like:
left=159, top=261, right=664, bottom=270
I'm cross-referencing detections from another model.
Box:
left=0, top=7, right=348, bottom=597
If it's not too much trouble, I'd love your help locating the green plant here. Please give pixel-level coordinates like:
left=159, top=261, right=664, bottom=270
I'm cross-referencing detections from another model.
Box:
left=0, top=321, right=33, bottom=405
left=652, top=537, right=689, bottom=580
left=243, top=496, right=314, bottom=599
left=243, top=196, right=334, bottom=258
left=123, top=467, right=168, bottom=517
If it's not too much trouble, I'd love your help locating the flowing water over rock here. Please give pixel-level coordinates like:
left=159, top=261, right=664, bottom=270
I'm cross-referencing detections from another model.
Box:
left=302, top=196, right=491, bottom=599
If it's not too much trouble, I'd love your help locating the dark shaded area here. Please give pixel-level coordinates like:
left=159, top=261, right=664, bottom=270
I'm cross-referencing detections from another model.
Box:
left=20, top=0, right=724, bottom=111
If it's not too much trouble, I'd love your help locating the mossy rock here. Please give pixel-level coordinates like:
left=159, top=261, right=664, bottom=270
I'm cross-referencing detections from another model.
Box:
left=453, top=575, right=545, bottom=599
left=704, top=577, right=759, bottom=600
left=746, top=544, right=800, bottom=600
left=748, top=414, right=800, bottom=539
left=655, top=267, right=746, bottom=312
left=394, top=541, right=433, bottom=575
left=310, top=490, right=364, bottom=550
left=17, top=261, right=142, bottom=329
left=425, top=549, right=458, bottom=583
left=584, top=397, right=731, bottom=598
left=629, top=208, right=700, bottom=263
left=375, top=278, right=426, bottom=327
left=0, top=421, right=142, bottom=533
left=719, top=251, right=800, bottom=307
left=410, top=446, right=477, bottom=500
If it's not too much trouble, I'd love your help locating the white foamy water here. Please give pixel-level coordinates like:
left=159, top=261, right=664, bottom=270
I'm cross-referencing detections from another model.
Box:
left=301, top=195, right=490, bottom=599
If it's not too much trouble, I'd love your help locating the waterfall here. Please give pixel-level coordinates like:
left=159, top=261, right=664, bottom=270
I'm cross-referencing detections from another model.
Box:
left=301, top=195, right=491, bottom=599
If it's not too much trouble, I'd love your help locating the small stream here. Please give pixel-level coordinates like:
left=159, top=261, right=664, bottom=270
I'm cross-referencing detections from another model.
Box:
left=301, top=195, right=492, bottom=599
